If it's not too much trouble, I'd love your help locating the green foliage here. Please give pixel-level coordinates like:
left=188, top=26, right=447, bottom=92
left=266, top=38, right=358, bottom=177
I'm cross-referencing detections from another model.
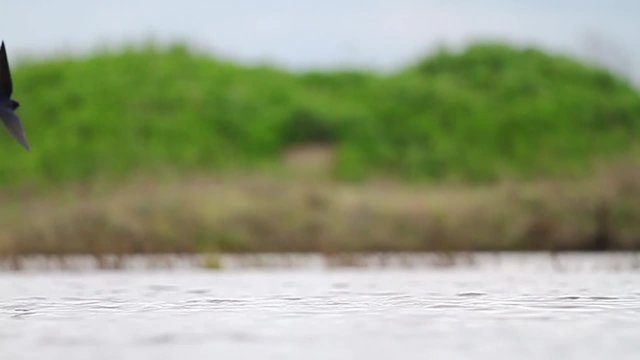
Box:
left=4, top=42, right=640, bottom=185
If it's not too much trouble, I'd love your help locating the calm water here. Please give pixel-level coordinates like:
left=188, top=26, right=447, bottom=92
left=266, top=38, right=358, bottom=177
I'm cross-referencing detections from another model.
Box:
left=1, top=254, right=640, bottom=360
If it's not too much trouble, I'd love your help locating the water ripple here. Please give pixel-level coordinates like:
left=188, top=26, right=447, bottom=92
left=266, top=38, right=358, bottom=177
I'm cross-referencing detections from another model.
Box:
left=1, top=262, right=640, bottom=359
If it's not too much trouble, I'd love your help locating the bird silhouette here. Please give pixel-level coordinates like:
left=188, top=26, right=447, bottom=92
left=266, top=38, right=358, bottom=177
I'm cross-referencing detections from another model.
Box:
left=0, top=41, right=29, bottom=150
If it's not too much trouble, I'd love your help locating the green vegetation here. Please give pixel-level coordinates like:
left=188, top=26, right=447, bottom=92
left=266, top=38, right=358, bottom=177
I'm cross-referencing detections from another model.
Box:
left=3, top=42, right=639, bottom=186
left=2, top=42, right=640, bottom=258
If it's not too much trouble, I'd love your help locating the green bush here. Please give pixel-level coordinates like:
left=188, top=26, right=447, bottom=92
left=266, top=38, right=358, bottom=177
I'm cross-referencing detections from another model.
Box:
left=3, top=42, right=639, bottom=185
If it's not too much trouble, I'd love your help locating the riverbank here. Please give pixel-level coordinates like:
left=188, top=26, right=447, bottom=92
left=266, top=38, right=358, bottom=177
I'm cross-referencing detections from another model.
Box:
left=1, top=42, right=638, bottom=258
left=3, top=252, right=640, bottom=272
left=1, top=160, right=639, bottom=258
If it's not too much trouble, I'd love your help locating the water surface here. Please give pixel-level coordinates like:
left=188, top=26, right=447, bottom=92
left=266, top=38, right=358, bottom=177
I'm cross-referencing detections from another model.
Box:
left=1, top=254, right=640, bottom=360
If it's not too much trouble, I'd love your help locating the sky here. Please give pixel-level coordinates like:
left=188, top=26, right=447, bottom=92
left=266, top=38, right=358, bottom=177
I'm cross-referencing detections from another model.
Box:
left=2, top=1, right=639, bottom=81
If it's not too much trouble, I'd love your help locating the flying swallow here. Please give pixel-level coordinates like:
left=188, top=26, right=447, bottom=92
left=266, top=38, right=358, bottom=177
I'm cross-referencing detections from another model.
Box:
left=0, top=41, right=29, bottom=150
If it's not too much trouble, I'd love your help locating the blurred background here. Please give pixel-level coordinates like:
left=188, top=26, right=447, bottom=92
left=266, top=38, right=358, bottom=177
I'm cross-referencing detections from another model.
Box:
left=4, top=0, right=640, bottom=78
left=1, top=0, right=640, bottom=262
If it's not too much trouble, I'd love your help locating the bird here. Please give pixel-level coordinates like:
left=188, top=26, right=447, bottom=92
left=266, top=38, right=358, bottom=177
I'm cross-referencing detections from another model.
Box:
left=0, top=41, right=29, bottom=150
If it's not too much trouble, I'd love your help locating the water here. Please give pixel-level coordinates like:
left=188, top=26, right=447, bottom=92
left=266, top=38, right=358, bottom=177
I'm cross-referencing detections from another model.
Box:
left=2, top=254, right=640, bottom=360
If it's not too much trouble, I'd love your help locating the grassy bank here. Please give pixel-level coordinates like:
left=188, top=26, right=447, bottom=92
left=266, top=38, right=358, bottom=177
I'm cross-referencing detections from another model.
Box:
left=3, top=42, right=640, bottom=185
left=1, top=160, right=640, bottom=258
left=2, top=42, right=640, bottom=257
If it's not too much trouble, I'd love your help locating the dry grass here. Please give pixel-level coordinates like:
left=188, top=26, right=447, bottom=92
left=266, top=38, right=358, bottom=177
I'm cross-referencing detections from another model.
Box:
left=1, top=161, right=640, bottom=259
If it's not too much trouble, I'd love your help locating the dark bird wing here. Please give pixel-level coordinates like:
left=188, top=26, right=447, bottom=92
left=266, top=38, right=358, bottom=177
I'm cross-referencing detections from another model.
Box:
left=0, top=107, right=29, bottom=150
left=0, top=42, right=12, bottom=98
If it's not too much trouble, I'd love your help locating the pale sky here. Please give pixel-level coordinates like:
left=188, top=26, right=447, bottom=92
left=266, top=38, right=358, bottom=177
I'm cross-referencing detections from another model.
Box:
left=1, top=1, right=638, bottom=81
